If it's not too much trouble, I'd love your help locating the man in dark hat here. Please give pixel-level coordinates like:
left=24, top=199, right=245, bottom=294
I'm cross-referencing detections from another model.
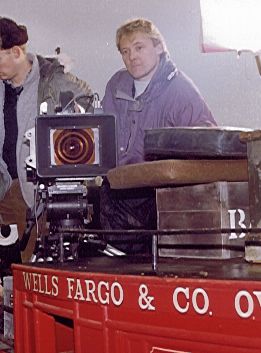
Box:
left=0, top=17, right=93, bottom=262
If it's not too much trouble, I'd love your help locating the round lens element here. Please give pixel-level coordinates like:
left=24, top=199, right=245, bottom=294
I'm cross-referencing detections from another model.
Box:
left=53, top=129, right=95, bottom=165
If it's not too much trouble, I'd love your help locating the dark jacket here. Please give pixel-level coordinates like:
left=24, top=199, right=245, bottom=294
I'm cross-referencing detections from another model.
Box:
left=37, top=55, right=92, bottom=113
left=0, top=53, right=92, bottom=206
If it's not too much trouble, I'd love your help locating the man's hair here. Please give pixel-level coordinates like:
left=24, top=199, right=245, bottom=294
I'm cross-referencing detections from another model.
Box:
left=116, top=18, right=168, bottom=54
left=0, top=17, right=28, bottom=50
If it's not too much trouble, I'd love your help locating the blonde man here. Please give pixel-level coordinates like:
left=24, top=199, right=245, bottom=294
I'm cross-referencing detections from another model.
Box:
left=100, top=18, right=216, bottom=254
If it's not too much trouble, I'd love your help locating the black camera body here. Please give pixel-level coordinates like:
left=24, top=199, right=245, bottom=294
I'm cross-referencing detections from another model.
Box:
left=25, top=113, right=117, bottom=262
left=35, top=113, right=117, bottom=179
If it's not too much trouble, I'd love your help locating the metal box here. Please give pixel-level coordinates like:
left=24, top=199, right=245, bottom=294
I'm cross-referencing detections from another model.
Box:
left=157, top=181, right=249, bottom=258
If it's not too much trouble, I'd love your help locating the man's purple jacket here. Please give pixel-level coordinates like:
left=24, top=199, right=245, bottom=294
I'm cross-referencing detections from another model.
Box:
left=102, top=53, right=217, bottom=166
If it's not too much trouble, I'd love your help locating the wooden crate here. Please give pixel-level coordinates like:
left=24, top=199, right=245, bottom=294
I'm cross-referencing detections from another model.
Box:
left=156, top=181, right=249, bottom=258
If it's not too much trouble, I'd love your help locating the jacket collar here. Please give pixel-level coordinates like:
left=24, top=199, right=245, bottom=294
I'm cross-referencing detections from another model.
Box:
left=115, top=53, right=178, bottom=103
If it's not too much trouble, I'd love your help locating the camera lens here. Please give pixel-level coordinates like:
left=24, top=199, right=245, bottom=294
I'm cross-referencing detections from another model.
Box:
left=53, top=128, right=95, bottom=165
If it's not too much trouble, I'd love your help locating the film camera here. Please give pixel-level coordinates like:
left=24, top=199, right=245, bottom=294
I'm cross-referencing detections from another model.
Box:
left=24, top=113, right=117, bottom=262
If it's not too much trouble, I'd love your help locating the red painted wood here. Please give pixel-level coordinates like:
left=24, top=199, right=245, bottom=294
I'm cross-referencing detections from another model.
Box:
left=13, top=263, right=261, bottom=353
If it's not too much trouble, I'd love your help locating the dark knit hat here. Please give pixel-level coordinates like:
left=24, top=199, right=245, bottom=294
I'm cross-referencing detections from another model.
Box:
left=0, top=17, right=28, bottom=50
